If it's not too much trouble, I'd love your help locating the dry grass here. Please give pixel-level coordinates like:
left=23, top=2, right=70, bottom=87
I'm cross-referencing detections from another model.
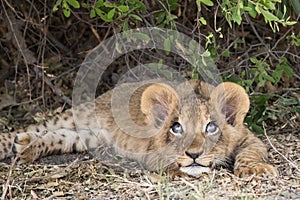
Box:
left=1, top=130, right=299, bottom=200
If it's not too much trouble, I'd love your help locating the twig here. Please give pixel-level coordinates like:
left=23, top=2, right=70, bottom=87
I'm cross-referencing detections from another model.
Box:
left=51, top=65, right=81, bottom=81
left=263, top=124, right=300, bottom=173
left=272, top=27, right=293, bottom=51
left=2, top=0, right=36, bottom=99
left=142, top=0, right=155, bottom=26
left=1, top=157, right=18, bottom=200
left=244, top=14, right=280, bottom=62
left=33, top=65, right=72, bottom=106
left=26, top=157, right=80, bottom=183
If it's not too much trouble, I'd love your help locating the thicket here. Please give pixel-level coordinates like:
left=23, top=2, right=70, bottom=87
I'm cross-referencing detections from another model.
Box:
left=0, top=0, right=299, bottom=133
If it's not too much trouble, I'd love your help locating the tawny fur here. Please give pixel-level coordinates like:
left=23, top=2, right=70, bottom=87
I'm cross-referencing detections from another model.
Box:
left=0, top=81, right=278, bottom=177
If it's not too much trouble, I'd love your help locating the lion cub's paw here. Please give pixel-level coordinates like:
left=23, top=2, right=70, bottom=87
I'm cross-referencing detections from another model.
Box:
left=12, top=132, right=41, bottom=164
left=235, top=163, right=278, bottom=178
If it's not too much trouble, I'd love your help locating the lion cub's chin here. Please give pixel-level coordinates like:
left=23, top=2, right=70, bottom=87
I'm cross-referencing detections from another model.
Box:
left=179, top=166, right=211, bottom=177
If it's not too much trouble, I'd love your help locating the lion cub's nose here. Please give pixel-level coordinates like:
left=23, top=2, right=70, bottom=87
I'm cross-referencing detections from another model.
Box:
left=185, top=151, right=201, bottom=159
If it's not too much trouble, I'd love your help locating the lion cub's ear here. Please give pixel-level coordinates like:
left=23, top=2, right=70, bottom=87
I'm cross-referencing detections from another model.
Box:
left=210, top=82, right=250, bottom=126
left=141, top=83, right=179, bottom=127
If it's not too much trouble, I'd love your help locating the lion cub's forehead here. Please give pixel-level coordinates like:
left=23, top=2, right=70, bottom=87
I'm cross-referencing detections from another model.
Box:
left=198, top=101, right=211, bottom=127
left=178, top=96, right=211, bottom=124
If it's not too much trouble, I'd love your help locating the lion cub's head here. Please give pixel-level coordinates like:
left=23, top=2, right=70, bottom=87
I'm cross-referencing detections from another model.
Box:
left=134, top=81, right=250, bottom=176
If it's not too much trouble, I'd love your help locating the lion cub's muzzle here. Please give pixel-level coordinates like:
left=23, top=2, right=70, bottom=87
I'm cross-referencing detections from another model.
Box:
left=178, top=151, right=211, bottom=177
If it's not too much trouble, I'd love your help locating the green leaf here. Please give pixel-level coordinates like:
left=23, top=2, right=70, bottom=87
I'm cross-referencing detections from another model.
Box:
left=243, top=79, right=254, bottom=87
left=272, top=68, right=283, bottom=83
left=221, top=49, right=230, bottom=57
left=250, top=124, right=264, bottom=134
left=260, top=9, right=279, bottom=21
left=102, top=17, right=113, bottom=22
left=203, top=69, right=214, bottom=79
left=247, top=3, right=257, bottom=18
left=107, top=8, right=115, bottom=20
left=53, top=6, right=59, bottom=12
left=232, top=7, right=242, bottom=24
left=95, top=8, right=104, bottom=18
left=277, top=97, right=299, bottom=106
left=66, top=0, right=80, bottom=8
left=253, top=94, right=269, bottom=105
left=94, top=8, right=112, bottom=22
left=164, top=37, right=172, bottom=55
left=53, top=0, right=62, bottom=11
left=167, top=14, right=178, bottom=21
left=225, top=15, right=233, bottom=28
left=63, top=8, right=71, bottom=17
left=90, top=9, right=96, bottom=18
left=243, top=6, right=252, bottom=12
left=156, top=12, right=166, bottom=24
left=196, top=0, right=201, bottom=9
left=257, top=76, right=266, bottom=87
left=158, top=59, right=163, bottom=68
left=132, top=33, right=150, bottom=41
left=291, top=0, right=300, bottom=14
left=199, top=17, right=207, bottom=25
left=277, top=58, right=294, bottom=78
left=282, top=65, right=294, bottom=78
left=122, top=21, right=129, bottom=31
left=263, top=72, right=275, bottom=83
left=250, top=57, right=258, bottom=63
left=129, top=14, right=142, bottom=21
left=82, top=3, right=90, bottom=9
left=285, top=21, right=297, bottom=25
left=162, top=70, right=173, bottom=80
left=288, top=32, right=300, bottom=46
left=130, top=1, right=146, bottom=11
left=192, top=71, right=199, bottom=80
left=103, top=2, right=115, bottom=8
left=200, top=0, right=214, bottom=6
left=62, top=2, right=71, bottom=17
left=148, top=63, right=159, bottom=71
left=118, top=5, right=129, bottom=12
left=266, top=111, right=277, bottom=120
left=202, top=50, right=211, bottom=57
left=292, top=105, right=300, bottom=113
left=168, top=0, right=179, bottom=10
left=95, top=0, right=104, bottom=7
left=263, top=2, right=276, bottom=10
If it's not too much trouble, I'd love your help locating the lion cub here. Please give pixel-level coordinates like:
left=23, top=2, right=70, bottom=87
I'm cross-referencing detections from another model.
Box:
left=0, top=81, right=277, bottom=177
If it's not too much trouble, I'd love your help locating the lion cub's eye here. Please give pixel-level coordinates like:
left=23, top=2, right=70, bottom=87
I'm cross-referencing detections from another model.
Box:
left=205, top=122, right=219, bottom=135
left=170, top=122, right=183, bottom=136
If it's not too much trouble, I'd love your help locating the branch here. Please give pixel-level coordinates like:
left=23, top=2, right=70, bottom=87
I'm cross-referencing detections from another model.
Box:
left=33, top=65, right=72, bottom=106
left=263, top=124, right=300, bottom=173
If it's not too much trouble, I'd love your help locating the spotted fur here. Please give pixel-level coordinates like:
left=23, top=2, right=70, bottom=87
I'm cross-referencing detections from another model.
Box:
left=0, top=81, right=277, bottom=177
